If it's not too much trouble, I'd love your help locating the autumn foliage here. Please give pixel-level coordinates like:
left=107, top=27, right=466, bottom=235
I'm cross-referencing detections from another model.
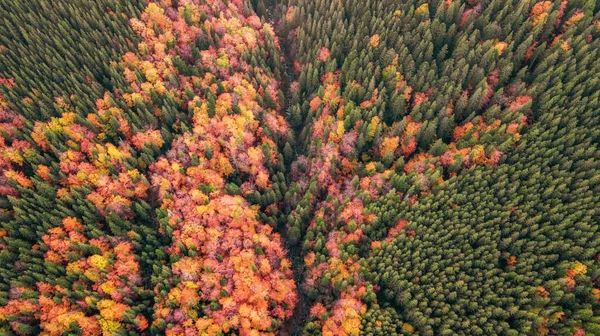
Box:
left=2, top=0, right=600, bottom=335
left=0, top=0, right=296, bottom=334
left=0, top=217, right=148, bottom=335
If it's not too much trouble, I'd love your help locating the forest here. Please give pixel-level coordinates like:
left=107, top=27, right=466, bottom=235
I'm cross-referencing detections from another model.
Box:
left=0, top=0, right=599, bottom=335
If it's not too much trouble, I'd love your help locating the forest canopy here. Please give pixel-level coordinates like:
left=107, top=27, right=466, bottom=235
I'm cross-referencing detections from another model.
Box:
left=1, top=0, right=599, bottom=335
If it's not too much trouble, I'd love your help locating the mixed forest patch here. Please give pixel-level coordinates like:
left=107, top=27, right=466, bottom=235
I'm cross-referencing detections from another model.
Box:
left=1, top=0, right=600, bottom=335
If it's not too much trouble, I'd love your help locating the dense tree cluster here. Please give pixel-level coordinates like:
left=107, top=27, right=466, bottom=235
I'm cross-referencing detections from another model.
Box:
left=267, top=0, right=600, bottom=334
left=1, top=0, right=600, bottom=335
left=1, top=0, right=296, bottom=334
left=0, top=0, right=144, bottom=121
